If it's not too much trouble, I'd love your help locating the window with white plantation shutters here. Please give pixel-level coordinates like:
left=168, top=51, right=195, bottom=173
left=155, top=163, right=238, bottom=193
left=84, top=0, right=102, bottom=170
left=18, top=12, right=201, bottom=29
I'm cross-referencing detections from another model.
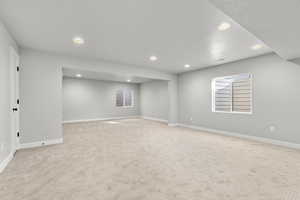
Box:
left=116, top=89, right=134, bottom=107
left=212, top=74, right=252, bottom=114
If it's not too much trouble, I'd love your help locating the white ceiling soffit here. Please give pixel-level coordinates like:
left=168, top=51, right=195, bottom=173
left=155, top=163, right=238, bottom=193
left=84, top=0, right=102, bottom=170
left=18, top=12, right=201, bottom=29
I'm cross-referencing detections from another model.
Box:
left=63, top=68, right=155, bottom=83
left=209, top=0, right=300, bottom=60
left=0, top=0, right=271, bottom=73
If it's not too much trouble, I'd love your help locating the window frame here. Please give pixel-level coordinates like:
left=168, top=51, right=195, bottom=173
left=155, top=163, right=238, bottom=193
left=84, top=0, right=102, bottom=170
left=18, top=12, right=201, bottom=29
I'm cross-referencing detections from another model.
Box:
left=211, top=73, right=253, bottom=115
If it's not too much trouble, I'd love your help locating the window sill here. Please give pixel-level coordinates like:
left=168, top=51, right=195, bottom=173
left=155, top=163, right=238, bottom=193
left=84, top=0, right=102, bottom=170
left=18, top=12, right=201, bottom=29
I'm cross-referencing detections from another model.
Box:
left=117, top=106, right=134, bottom=108
left=213, top=111, right=252, bottom=115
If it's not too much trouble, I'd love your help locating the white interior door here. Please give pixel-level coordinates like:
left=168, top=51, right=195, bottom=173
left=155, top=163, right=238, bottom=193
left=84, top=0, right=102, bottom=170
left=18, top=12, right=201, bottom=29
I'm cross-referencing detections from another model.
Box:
left=10, top=47, right=20, bottom=152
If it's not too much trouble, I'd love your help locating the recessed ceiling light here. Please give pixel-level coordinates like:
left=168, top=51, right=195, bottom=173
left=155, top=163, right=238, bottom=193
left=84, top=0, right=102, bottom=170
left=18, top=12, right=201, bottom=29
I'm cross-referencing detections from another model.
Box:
left=251, top=44, right=263, bottom=50
left=184, top=64, right=191, bottom=68
left=73, top=36, right=84, bottom=45
left=218, top=22, right=231, bottom=31
left=127, top=79, right=131, bottom=82
left=76, top=74, right=82, bottom=78
left=149, top=56, right=158, bottom=61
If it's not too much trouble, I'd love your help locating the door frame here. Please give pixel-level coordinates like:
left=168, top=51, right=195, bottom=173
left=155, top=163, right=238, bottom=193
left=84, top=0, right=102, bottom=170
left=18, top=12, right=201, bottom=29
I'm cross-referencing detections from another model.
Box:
left=9, top=46, right=20, bottom=152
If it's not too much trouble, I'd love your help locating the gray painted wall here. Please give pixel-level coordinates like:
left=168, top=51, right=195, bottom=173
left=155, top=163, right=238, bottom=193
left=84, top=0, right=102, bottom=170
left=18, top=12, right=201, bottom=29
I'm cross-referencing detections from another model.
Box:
left=63, top=77, right=140, bottom=121
left=20, top=48, right=178, bottom=144
left=20, top=50, right=63, bottom=144
left=18, top=48, right=300, bottom=146
left=140, top=81, right=169, bottom=121
left=179, top=53, right=300, bottom=144
left=0, top=22, right=18, bottom=165
left=168, top=77, right=179, bottom=124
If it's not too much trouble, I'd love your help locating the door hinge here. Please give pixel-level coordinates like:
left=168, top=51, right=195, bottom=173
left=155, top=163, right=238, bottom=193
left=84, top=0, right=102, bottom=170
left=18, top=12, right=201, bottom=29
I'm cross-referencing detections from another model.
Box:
left=17, top=66, right=20, bottom=72
left=17, top=132, right=20, bottom=137
left=17, top=99, right=20, bottom=104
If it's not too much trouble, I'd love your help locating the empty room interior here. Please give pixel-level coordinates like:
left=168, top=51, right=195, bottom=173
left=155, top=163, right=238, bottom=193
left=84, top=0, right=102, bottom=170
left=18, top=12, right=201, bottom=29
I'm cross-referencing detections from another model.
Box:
left=1, top=0, right=300, bottom=199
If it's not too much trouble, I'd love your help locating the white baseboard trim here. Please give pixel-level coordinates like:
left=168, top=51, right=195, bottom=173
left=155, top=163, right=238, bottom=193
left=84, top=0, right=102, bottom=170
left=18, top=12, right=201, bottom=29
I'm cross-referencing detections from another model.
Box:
left=19, top=138, right=63, bottom=150
left=0, top=151, right=14, bottom=173
left=142, top=116, right=168, bottom=123
left=63, top=116, right=140, bottom=124
left=168, top=123, right=179, bottom=127
left=178, top=123, right=300, bottom=150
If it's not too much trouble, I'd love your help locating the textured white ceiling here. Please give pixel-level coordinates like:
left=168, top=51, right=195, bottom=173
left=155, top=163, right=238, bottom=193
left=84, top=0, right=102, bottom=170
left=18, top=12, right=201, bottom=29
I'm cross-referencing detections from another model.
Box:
left=209, top=0, right=300, bottom=60
left=0, top=0, right=271, bottom=73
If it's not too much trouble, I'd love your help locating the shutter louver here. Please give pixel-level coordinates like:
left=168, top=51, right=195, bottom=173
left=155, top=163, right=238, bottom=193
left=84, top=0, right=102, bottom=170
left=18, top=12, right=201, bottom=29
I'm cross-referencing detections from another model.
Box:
left=215, top=79, right=232, bottom=112
left=232, top=79, right=251, bottom=112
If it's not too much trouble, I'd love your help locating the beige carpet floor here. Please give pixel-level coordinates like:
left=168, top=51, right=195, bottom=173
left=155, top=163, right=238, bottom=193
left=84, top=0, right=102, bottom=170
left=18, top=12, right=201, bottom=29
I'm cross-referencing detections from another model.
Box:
left=1, top=119, right=300, bottom=200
